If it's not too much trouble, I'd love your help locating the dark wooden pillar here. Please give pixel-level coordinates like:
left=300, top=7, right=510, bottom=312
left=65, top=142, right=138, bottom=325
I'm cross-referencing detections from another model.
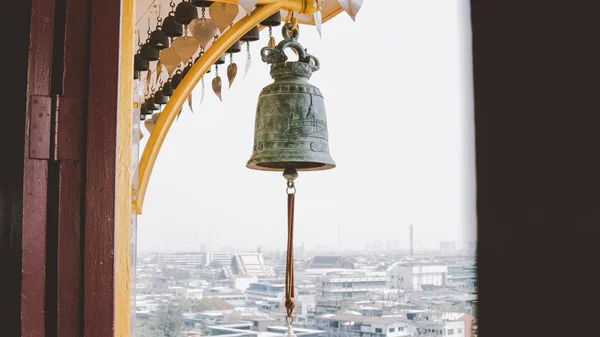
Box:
left=83, top=0, right=125, bottom=336
left=1, top=0, right=122, bottom=336
left=472, top=1, right=600, bottom=336
left=1, top=0, right=33, bottom=335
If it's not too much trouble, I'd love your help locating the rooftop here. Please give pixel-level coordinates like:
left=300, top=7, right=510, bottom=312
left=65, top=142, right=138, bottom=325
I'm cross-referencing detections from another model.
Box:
left=317, top=314, right=407, bottom=325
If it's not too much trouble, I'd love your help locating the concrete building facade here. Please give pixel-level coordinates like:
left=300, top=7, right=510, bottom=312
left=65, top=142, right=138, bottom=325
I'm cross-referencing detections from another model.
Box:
left=387, top=261, right=448, bottom=291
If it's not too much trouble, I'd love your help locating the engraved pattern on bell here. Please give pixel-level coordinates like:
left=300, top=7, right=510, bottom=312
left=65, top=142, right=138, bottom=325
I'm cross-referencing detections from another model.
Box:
left=247, top=24, right=335, bottom=172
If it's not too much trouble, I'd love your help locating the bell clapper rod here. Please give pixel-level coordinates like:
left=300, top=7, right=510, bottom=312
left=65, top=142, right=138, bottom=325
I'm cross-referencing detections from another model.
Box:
left=135, top=1, right=319, bottom=214
left=283, top=167, right=298, bottom=331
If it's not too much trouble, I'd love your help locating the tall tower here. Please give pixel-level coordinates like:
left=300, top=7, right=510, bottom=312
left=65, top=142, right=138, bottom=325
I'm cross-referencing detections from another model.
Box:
left=409, top=224, right=414, bottom=257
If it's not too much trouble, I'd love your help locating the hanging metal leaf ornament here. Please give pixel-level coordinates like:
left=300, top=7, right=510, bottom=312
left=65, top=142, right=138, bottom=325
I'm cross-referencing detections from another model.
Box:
left=239, top=0, right=258, bottom=15
left=188, top=94, right=194, bottom=113
left=189, top=18, right=218, bottom=49
left=152, top=112, right=161, bottom=125
left=227, top=63, right=238, bottom=88
left=244, top=49, right=252, bottom=79
left=209, top=2, right=239, bottom=33
left=144, top=118, right=155, bottom=134
left=159, top=47, right=182, bottom=76
left=200, top=77, right=206, bottom=107
left=172, top=36, right=200, bottom=64
left=176, top=107, right=183, bottom=121
left=268, top=36, right=276, bottom=49
left=338, top=0, right=363, bottom=21
left=212, top=75, right=222, bottom=102
left=146, top=70, right=152, bottom=93
left=314, top=10, right=323, bottom=38
left=155, top=60, right=163, bottom=86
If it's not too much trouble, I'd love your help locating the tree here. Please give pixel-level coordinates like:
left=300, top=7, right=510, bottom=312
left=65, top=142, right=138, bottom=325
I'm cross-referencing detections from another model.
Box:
left=137, top=300, right=184, bottom=337
left=154, top=302, right=184, bottom=337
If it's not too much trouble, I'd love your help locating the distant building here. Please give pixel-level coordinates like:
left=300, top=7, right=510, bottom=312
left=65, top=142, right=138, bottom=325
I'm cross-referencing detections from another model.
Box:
left=221, top=253, right=275, bottom=279
left=315, top=314, right=412, bottom=337
left=209, top=252, right=232, bottom=267
left=366, top=241, right=385, bottom=253
left=468, top=242, right=477, bottom=255
left=407, top=312, right=466, bottom=337
left=245, top=280, right=285, bottom=304
left=318, top=270, right=388, bottom=302
left=439, top=242, right=457, bottom=255
left=447, top=264, right=477, bottom=289
left=386, top=240, right=400, bottom=251
left=203, top=286, right=247, bottom=307
left=306, top=256, right=355, bottom=269
left=204, top=321, right=326, bottom=337
left=156, top=252, right=207, bottom=268
left=387, top=261, right=448, bottom=291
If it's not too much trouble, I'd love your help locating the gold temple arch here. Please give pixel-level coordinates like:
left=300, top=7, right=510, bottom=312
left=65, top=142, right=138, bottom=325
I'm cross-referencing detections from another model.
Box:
left=134, top=0, right=347, bottom=213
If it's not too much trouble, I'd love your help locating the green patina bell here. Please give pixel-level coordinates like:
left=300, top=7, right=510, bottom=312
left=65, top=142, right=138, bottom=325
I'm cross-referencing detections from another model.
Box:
left=247, top=24, right=335, bottom=171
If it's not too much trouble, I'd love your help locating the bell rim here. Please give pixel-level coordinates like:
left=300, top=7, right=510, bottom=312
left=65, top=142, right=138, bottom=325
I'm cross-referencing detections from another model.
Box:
left=246, top=161, right=336, bottom=172
left=246, top=150, right=336, bottom=171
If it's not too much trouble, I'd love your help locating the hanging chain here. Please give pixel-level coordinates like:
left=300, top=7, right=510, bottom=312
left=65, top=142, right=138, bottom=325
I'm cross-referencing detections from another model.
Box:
left=230, top=52, right=234, bottom=64
left=146, top=17, right=152, bottom=42
left=169, top=0, right=176, bottom=15
left=201, top=6, right=206, bottom=19
left=156, top=4, right=163, bottom=29
left=269, top=25, right=273, bottom=38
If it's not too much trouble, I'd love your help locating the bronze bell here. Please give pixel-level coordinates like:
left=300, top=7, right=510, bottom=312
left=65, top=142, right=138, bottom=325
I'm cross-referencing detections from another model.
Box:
left=140, top=102, right=150, bottom=116
left=162, top=16, right=183, bottom=37
left=182, top=62, right=193, bottom=78
left=171, top=71, right=183, bottom=89
left=214, top=54, right=226, bottom=65
left=175, top=1, right=198, bottom=25
left=192, top=0, right=213, bottom=7
left=149, top=29, right=170, bottom=49
left=140, top=43, right=159, bottom=61
left=146, top=97, right=159, bottom=111
left=247, top=24, right=335, bottom=171
left=134, top=53, right=150, bottom=71
left=162, top=81, right=174, bottom=96
left=227, top=40, right=242, bottom=54
left=241, top=26, right=260, bottom=42
left=154, top=90, right=169, bottom=105
left=260, top=11, right=282, bottom=27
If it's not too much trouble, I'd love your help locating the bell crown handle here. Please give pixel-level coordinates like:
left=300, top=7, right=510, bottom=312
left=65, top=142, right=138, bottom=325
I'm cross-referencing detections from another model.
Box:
left=260, top=24, right=319, bottom=72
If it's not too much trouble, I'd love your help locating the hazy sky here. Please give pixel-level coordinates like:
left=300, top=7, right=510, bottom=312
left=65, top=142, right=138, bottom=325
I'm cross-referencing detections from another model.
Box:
left=137, top=0, right=476, bottom=253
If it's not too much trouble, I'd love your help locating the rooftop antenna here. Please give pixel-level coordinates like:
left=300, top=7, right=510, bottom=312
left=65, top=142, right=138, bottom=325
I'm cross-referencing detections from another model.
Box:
left=409, top=224, right=414, bottom=257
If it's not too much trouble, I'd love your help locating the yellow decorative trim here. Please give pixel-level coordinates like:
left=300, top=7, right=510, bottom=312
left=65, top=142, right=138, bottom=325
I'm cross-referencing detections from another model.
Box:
left=116, top=0, right=134, bottom=336
left=134, top=0, right=343, bottom=213
left=135, top=2, right=288, bottom=213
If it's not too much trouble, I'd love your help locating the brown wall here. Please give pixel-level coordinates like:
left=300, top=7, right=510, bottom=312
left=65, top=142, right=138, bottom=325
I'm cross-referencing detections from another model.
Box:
left=472, top=1, right=600, bottom=336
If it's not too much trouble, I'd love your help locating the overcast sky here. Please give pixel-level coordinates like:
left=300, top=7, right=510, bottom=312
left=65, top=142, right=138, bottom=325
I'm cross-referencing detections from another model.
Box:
left=137, top=0, right=476, bottom=253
